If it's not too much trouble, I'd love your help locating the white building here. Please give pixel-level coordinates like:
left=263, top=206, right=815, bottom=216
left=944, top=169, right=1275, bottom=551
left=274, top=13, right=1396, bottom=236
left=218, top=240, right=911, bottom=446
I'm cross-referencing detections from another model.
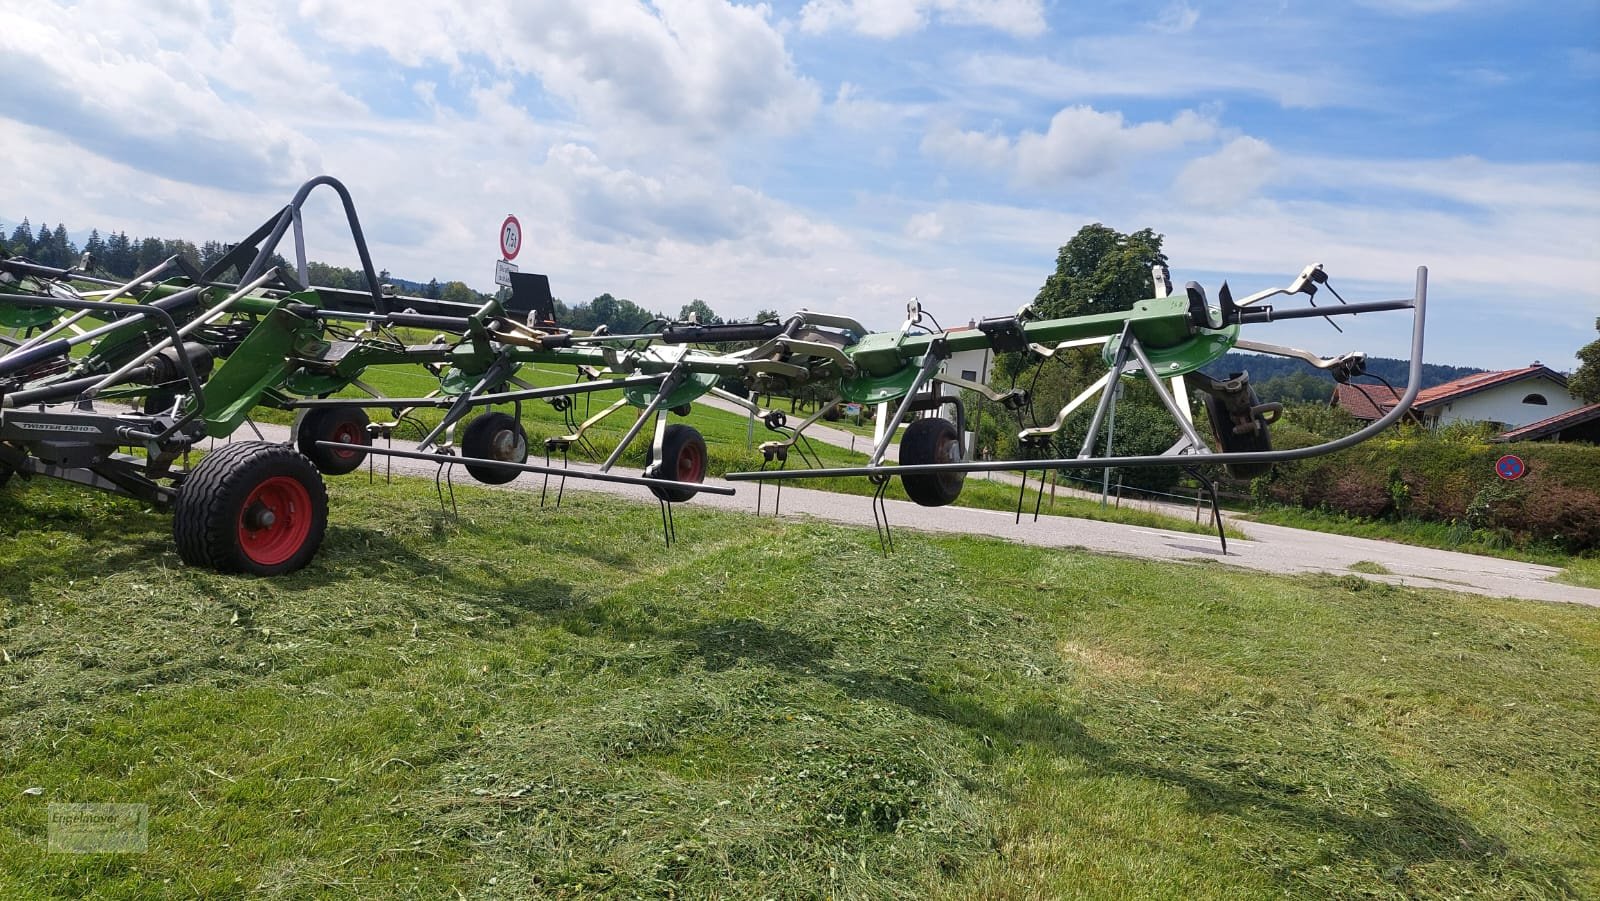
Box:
left=1333, top=362, right=1586, bottom=434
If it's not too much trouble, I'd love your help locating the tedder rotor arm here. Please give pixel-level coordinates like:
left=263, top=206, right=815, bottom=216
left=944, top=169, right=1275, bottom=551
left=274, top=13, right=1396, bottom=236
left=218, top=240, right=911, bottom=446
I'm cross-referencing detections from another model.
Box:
left=726, top=266, right=1427, bottom=486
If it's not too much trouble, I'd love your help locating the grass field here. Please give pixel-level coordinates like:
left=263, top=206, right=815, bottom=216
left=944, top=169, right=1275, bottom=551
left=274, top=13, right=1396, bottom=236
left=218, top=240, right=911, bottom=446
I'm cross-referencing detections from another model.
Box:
left=2, top=474, right=1597, bottom=899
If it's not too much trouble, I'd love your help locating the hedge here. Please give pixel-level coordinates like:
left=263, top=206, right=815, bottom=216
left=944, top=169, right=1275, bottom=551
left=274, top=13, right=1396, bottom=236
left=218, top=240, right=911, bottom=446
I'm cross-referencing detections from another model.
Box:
left=1254, top=426, right=1600, bottom=552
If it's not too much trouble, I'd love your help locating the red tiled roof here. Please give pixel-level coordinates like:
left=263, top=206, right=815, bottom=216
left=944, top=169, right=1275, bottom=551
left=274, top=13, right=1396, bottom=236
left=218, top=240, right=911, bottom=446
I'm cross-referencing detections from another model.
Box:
left=1493, top=401, right=1600, bottom=442
left=1331, top=382, right=1403, bottom=421
left=1410, top=365, right=1566, bottom=409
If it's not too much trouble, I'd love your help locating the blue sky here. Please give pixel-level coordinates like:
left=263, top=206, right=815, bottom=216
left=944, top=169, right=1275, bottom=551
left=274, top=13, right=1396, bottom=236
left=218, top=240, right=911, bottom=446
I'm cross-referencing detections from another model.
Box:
left=1, top=0, right=1595, bottom=370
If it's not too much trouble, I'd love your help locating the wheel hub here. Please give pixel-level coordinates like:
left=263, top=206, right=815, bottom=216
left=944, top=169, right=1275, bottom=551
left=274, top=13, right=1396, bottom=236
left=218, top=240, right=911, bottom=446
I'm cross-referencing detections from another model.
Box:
left=245, top=502, right=276, bottom=530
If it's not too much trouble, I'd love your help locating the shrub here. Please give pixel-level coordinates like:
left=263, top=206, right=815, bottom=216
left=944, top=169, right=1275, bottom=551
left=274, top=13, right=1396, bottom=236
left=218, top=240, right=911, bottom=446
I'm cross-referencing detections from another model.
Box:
left=1253, top=430, right=1600, bottom=552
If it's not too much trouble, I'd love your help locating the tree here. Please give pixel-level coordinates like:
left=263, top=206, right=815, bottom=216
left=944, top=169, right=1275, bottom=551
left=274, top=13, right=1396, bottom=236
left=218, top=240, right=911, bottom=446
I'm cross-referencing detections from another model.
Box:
left=104, top=231, right=134, bottom=276
left=1571, top=317, right=1600, bottom=403
left=439, top=280, right=479, bottom=304
left=677, top=299, right=721, bottom=324
left=83, top=228, right=106, bottom=267
left=136, top=236, right=167, bottom=272
left=8, top=219, right=32, bottom=256
left=1032, top=223, right=1167, bottom=319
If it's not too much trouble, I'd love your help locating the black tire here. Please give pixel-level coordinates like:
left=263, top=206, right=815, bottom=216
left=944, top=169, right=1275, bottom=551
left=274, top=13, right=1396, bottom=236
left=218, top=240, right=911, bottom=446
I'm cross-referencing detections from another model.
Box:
left=1202, top=391, right=1273, bottom=479
left=461, top=412, right=528, bottom=484
left=296, top=407, right=371, bottom=476
left=173, top=441, right=328, bottom=575
left=646, top=424, right=707, bottom=503
left=900, top=417, right=965, bottom=507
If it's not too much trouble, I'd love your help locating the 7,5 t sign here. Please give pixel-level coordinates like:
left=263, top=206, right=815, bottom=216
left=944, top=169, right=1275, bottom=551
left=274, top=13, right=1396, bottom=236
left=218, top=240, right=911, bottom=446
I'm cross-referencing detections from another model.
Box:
left=500, top=214, right=522, bottom=261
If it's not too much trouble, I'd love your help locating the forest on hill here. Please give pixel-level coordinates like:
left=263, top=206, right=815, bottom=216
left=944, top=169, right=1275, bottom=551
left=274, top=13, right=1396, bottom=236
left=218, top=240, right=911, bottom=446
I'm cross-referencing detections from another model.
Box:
left=1201, top=352, right=1486, bottom=403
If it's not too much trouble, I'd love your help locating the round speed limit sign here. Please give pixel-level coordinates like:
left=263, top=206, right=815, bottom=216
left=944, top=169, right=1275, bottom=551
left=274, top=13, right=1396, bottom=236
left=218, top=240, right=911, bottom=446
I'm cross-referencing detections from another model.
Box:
left=499, top=214, right=522, bottom=261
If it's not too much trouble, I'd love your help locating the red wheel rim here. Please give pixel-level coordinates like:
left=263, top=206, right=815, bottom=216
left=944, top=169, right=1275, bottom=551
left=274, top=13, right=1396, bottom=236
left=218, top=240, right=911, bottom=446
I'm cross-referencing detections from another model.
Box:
left=237, top=475, right=313, bottom=567
left=329, top=421, right=364, bottom=460
left=676, top=442, right=706, bottom=483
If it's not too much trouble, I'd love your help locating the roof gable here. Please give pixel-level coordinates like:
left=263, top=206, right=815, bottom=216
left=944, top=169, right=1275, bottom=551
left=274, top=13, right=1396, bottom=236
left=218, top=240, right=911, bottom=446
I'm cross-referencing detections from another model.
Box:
left=1493, top=401, right=1600, bottom=442
left=1412, top=365, right=1569, bottom=409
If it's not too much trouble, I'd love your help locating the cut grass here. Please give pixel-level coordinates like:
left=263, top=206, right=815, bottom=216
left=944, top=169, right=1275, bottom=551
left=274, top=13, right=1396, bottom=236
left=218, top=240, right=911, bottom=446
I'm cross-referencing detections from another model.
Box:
left=1558, top=556, right=1600, bottom=590
left=2, top=476, right=1597, bottom=898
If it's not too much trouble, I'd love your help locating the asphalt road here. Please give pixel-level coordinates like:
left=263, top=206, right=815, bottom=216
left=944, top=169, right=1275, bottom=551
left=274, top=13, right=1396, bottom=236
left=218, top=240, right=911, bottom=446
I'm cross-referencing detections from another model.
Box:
left=242, top=418, right=1599, bottom=608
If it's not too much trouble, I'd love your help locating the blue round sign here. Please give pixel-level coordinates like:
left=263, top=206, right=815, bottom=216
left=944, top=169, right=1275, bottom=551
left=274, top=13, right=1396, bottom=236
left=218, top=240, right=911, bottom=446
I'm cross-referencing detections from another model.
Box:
left=1495, top=454, right=1525, bottom=481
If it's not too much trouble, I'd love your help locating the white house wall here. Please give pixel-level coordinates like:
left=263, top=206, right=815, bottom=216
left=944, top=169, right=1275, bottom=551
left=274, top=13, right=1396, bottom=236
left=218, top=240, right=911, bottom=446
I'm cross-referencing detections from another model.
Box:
left=1429, top=376, right=1583, bottom=429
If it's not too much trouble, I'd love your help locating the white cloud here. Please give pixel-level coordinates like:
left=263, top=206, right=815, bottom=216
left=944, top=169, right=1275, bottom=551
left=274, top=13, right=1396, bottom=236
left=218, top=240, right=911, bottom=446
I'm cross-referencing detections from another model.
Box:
left=1175, top=136, right=1278, bottom=207
left=798, top=0, right=1046, bottom=38
left=1355, top=0, right=1471, bottom=13
left=957, top=50, right=1361, bottom=110
left=0, top=2, right=323, bottom=191
left=301, top=0, right=820, bottom=144
left=829, top=82, right=924, bottom=130
left=1152, top=1, right=1200, bottom=33
left=923, top=106, right=1219, bottom=186
left=904, top=211, right=944, bottom=240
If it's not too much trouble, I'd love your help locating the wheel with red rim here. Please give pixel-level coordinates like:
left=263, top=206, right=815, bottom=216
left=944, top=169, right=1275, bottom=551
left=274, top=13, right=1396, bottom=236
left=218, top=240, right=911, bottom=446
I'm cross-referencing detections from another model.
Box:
left=461, top=412, right=528, bottom=484
left=173, top=442, right=328, bottom=575
left=899, top=416, right=965, bottom=507
left=647, top=424, right=707, bottom=503
left=296, top=407, right=371, bottom=476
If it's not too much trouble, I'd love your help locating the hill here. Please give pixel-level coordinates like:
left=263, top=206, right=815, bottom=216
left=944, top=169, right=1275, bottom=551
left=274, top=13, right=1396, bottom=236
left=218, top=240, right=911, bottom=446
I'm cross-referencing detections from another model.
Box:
left=1203, top=352, right=1486, bottom=403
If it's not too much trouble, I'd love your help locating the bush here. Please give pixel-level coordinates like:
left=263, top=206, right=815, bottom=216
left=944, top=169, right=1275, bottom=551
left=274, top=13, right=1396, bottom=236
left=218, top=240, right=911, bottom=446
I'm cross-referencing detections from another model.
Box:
left=1256, top=430, right=1600, bottom=552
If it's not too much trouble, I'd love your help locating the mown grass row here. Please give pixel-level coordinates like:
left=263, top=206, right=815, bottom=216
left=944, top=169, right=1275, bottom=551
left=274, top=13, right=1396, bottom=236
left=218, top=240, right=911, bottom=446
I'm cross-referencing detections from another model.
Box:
left=1, top=475, right=1596, bottom=898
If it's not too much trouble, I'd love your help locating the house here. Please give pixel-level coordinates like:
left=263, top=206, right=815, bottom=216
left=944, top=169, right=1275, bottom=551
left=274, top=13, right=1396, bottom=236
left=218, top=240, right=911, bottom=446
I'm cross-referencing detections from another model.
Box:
left=939, top=331, right=995, bottom=386
left=1330, top=382, right=1404, bottom=423
left=1332, top=362, right=1592, bottom=440
left=1491, top=402, right=1600, bottom=444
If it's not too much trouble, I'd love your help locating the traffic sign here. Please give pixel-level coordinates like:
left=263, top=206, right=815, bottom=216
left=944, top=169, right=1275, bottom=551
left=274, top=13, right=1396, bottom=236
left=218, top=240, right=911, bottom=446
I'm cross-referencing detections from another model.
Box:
left=499, top=214, right=522, bottom=260
left=495, top=258, right=518, bottom=288
left=1495, top=454, right=1525, bottom=481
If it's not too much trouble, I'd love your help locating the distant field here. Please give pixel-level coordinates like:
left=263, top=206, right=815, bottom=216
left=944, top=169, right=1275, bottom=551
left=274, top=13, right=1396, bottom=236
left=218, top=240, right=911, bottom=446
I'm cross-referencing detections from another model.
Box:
left=2, top=475, right=1596, bottom=898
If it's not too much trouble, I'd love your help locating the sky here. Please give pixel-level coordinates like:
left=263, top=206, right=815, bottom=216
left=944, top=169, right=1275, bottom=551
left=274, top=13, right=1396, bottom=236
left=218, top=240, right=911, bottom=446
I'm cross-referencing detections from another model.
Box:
left=1, top=0, right=1596, bottom=371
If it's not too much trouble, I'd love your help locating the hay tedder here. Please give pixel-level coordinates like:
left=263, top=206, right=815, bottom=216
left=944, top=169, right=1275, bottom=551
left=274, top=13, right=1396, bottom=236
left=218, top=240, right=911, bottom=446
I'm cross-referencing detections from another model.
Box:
left=0, top=177, right=1427, bottom=574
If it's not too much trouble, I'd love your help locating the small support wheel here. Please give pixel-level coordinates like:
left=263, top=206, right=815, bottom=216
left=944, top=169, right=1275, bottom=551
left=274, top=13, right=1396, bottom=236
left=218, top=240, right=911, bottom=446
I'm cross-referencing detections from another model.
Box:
left=647, top=424, right=707, bottom=503
left=461, top=411, right=528, bottom=484
left=296, top=407, right=372, bottom=476
left=173, top=441, right=328, bottom=575
left=1202, top=392, right=1273, bottom=479
left=899, top=416, right=965, bottom=507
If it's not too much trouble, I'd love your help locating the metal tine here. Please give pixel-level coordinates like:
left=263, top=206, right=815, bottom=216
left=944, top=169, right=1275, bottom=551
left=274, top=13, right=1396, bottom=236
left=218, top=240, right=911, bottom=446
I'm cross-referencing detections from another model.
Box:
left=540, top=446, right=551, bottom=508
left=870, top=476, right=894, bottom=554
left=555, top=447, right=568, bottom=509
left=1184, top=466, right=1229, bottom=554
left=434, top=461, right=449, bottom=517
left=1014, top=468, right=1030, bottom=524
left=444, top=461, right=459, bottom=520
left=1032, top=469, right=1047, bottom=523
left=659, top=498, right=676, bottom=546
